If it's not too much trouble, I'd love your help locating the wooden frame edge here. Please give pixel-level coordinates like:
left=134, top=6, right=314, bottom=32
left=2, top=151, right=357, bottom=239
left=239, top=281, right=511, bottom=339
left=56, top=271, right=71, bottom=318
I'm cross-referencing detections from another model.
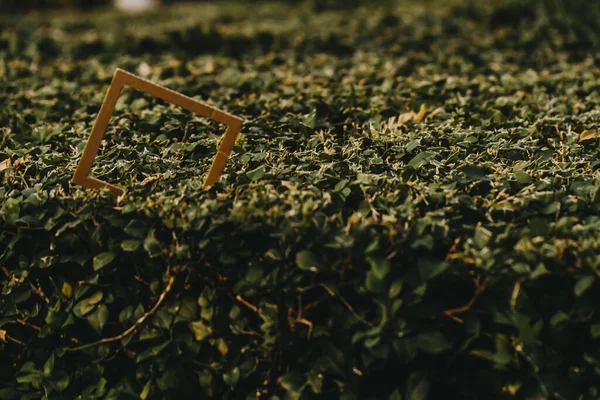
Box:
left=72, top=68, right=243, bottom=197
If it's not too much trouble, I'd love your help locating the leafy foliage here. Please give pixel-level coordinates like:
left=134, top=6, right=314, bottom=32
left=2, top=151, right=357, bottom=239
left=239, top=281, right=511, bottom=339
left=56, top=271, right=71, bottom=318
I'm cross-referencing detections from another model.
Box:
left=2, top=0, right=600, bottom=399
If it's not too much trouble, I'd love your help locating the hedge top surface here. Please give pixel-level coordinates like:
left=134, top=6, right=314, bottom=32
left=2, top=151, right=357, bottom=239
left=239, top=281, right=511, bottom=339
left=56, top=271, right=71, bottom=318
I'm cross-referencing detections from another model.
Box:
left=1, top=1, right=600, bottom=399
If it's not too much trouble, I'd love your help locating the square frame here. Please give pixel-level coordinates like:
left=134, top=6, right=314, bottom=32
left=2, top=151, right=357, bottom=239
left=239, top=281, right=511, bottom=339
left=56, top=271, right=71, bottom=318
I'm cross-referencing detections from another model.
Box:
left=72, top=68, right=244, bottom=196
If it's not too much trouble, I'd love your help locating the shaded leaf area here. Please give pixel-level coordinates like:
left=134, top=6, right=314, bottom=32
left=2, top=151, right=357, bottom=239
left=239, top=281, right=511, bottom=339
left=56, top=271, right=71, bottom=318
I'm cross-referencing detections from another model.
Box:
left=2, top=0, right=600, bottom=399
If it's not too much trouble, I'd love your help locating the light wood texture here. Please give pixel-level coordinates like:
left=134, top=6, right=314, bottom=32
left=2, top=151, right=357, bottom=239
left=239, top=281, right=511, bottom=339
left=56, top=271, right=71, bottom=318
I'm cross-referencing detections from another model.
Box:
left=72, top=68, right=244, bottom=196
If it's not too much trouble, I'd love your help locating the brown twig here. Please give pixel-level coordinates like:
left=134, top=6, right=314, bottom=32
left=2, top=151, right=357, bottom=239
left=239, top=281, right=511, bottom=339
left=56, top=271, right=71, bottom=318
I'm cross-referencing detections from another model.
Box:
left=445, top=238, right=461, bottom=260
left=236, top=295, right=265, bottom=319
left=29, top=282, right=50, bottom=304
left=2, top=266, right=15, bottom=281
left=287, top=296, right=313, bottom=339
left=17, top=319, right=41, bottom=331
left=10, top=319, right=80, bottom=344
left=232, top=327, right=261, bottom=337
left=442, top=276, right=488, bottom=323
left=17, top=170, right=30, bottom=188
left=0, top=329, right=24, bottom=346
left=69, top=272, right=175, bottom=351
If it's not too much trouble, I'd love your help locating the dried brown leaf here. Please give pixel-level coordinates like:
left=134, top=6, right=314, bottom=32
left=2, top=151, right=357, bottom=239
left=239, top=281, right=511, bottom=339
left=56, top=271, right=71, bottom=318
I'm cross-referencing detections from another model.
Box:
left=579, top=129, right=597, bottom=142
left=382, top=104, right=428, bottom=130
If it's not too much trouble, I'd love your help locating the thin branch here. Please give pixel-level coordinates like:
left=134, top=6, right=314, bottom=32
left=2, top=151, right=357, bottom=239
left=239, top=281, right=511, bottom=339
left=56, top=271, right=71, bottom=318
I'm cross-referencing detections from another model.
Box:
left=236, top=294, right=265, bottom=320
left=1, top=329, right=24, bottom=345
left=17, top=170, right=30, bottom=188
left=287, top=296, right=313, bottom=339
left=444, top=238, right=461, bottom=260
left=320, top=283, right=375, bottom=327
left=29, top=282, right=50, bottom=304
left=16, top=225, right=47, bottom=231
left=442, top=276, right=488, bottom=323
left=2, top=266, right=15, bottom=281
left=232, top=327, right=261, bottom=337
left=69, top=273, right=175, bottom=351
left=17, top=319, right=41, bottom=331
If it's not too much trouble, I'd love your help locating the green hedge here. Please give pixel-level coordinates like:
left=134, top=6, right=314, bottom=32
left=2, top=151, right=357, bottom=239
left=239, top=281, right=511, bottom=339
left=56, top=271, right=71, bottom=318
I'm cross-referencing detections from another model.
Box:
left=2, top=1, right=600, bottom=399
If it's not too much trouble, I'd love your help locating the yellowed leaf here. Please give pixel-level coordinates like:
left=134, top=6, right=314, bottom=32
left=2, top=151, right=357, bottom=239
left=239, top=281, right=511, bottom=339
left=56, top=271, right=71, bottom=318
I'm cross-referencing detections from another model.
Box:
left=0, top=159, right=10, bottom=171
left=579, top=129, right=597, bottom=142
left=414, top=104, right=427, bottom=122
left=280, top=181, right=297, bottom=191
left=141, top=174, right=163, bottom=185
left=13, top=157, right=25, bottom=168
left=0, top=329, right=6, bottom=343
left=217, top=337, right=229, bottom=356
left=502, top=383, right=521, bottom=395
left=205, top=59, right=215, bottom=74
left=382, top=104, right=428, bottom=130
left=62, top=282, right=73, bottom=298
left=397, top=111, right=413, bottom=124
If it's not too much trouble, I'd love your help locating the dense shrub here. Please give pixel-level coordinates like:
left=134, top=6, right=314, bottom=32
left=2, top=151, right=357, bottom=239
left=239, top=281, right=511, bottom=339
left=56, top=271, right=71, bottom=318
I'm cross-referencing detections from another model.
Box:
left=1, top=1, right=600, bottom=399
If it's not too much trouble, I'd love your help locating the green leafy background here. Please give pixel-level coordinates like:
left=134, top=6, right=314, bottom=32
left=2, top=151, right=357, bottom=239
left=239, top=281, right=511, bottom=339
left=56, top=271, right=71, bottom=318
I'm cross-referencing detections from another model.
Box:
left=1, top=0, right=600, bottom=398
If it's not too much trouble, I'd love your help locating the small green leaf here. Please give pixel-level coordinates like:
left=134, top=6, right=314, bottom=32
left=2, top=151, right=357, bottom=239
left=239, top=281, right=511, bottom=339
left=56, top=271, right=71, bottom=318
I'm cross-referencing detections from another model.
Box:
left=222, top=367, right=240, bottom=388
left=144, top=230, right=162, bottom=257
left=295, top=250, right=320, bottom=271
left=279, top=371, right=304, bottom=400
left=575, top=276, right=594, bottom=297
left=140, top=380, right=152, bottom=400
left=246, top=165, right=266, bottom=181
left=514, top=170, right=533, bottom=184
left=16, top=371, right=43, bottom=386
left=189, top=320, right=212, bottom=341
left=512, top=312, right=542, bottom=347
left=473, top=226, right=492, bottom=248
left=357, top=174, right=377, bottom=185
left=119, top=305, right=133, bottom=324
left=121, top=239, right=141, bottom=252
left=87, top=304, right=109, bottom=334
left=418, top=259, right=449, bottom=281
left=368, top=256, right=390, bottom=279
left=177, top=297, right=198, bottom=322
left=136, top=341, right=171, bottom=363
left=197, top=369, right=213, bottom=390
left=406, top=372, right=429, bottom=400
left=54, top=370, right=70, bottom=392
left=301, top=109, right=317, bottom=129
left=73, top=292, right=103, bottom=318
left=407, top=151, right=435, bottom=169
left=415, top=331, right=451, bottom=354
left=43, top=353, right=54, bottom=377
left=365, top=269, right=386, bottom=293
left=591, top=324, right=600, bottom=339
left=87, top=291, right=103, bottom=305
left=93, top=252, right=115, bottom=271
left=460, top=164, right=489, bottom=181
left=389, top=281, right=403, bottom=299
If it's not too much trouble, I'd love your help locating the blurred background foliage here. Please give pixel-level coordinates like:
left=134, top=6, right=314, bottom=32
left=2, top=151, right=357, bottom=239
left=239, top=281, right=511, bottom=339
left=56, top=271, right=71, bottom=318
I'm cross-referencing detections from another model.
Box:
left=0, top=0, right=589, bottom=12
left=0, top=0, right=597, bottom=31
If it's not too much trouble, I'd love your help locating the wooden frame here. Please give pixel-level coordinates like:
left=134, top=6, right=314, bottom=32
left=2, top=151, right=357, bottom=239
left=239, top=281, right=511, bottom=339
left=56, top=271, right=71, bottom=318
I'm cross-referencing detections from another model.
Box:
left=72, top=68, right=243, bottom=196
